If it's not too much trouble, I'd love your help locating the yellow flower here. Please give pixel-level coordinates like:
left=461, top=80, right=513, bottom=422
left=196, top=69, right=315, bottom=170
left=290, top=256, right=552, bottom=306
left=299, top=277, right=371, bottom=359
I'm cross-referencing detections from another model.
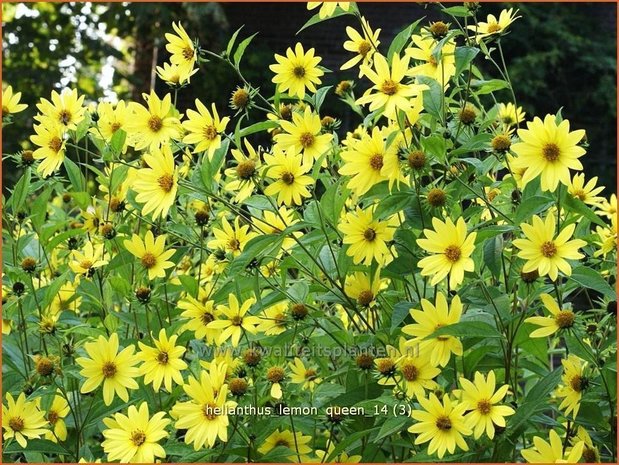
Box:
left=315, top=442, right=362, bottom=463
left=307, top=1, right=350, bottom=19
left=344, top=268, right=388, bottom=307
left=182, top=99, right=230, bottom=158
left=572, top=427, right=600, bottom=463
left=497, top=102, right=525, bottom=127
left=594, top=216, right=617, bottom=258
left=156, top=61, right=198, bottom=86
left=69, top=241, right=108, bottom=277
left=405, top=35, right=456, bottom=86
left=266, top=366, right=286, bottom=399
left=417, top=216, right=477, bottom=288
left=124, top=230, right=176, bottom=280
left=30, top=123, right=66, bottom=177
left=458, top=371, right=514, bottom=439
left=555, top=355, right=587, bottom=418
left=598, top=194, right=617, bottom=219
left=275, top=106, right=333, bottom=166
left=521, top=430, right=584, bottom=463
left=403, top=292, right=463, bottom=367
left=2, top=319, right=12, bottom=335
left=339, top=206, right=397, bottom=266
left=132, top=145, right=179, bottom=220
left=43, top=392, right=70, bottom=442
left=2, top=85, right=27, bottom=115
left=2, top=392, right=48, bottom=448
left=165, top=22, right=197, bottom=78
left=92, top=101, right=130, bottom=152
left=408, top=393, right=472, bottom=459
left=263, top=147, right=315, bottom=206
left=224, top=139, right=262, bottom=202
left=207, top=216, right=257, bottom=257
left=469, top=8, right=520, bottom=42
left=270, top=42, right=324, bottom=99
left=289, top=357, right=322, bottom=391
left=35, top=88, right=86, bottom=130
left=357, top=53, right=426, bottom=120
left=257, top=301, right=289, bottom=335
left=341, top=17, right=380, bottom=77
left=76, top=333, right=140, bottom=405
left=339, top=126, right=404, bottom=196
left=525, top=293, right=576, bottom=338
left=259, top=429, right=313, bottom=462
left=102, top=402, right=170, bottom=463
left=208, top=294, right=260, bottom=347
left=394, top=338, right=440, bottom=400
left=567, top=173, right=605, bottom=207
left=252, top=206, right=300, bottom=250
left=178, top=288, right=219, bottom=343
left=137, top=329, right=187, bottom=392
left=513, top=213, right=586, bottom=281
left=511, top=115, right=586, bottom=192
left=171, top=369, right=237, bottom=450
left=127, top=91, right=181, bottom=150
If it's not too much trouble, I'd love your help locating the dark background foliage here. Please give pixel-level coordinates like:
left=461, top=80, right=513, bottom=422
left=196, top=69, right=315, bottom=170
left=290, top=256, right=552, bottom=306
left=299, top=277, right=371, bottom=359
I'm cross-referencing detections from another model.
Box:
left=2, top=2, right=616, bottom=192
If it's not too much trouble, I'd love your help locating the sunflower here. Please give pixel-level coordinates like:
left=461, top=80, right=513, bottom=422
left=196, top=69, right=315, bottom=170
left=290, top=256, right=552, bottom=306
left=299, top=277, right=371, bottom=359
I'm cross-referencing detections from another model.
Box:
left=458, top=371, right=515, bottom=440
left=165, top=22, right=197, bottom=78
left=274, top=106, right=333, bottom=166
left=127, top=91, right=181, bottom=150
left=77, top=333, right=140, bottom=406
left=171, top=370, right=237, bottom=450
left=525, top=293, right=576, bottom=338
left=2, top=393, right=48, bottom=448
left=567, top=173, right=605, bottom=207
left=357, top=53, right=426, bottom=120
left=341, top=17, right=381, bottom=77
left=259, top=429, right=313, bottom=462
left=270, top=42, right=324, bottom=99
left=69, top=241, right=108, bottom=278
left=263, top=147, right=315, bottom=206
left=315, top=443, right=362, bottom=464
left=405, top=35, right=456, bottom=86
left=92, top=101, right=130, bottom=151
left=178, top=289, right=220, bottom=343
left=417, top=216, right=477, bottom=289
left=307, top=1, right=350, bottom=19
left=131, top=145, right=179, bottom=220
left=252, top=206, right=300, bottom=250
left=208, top=294, right=260, bottom=347
left=266, top=366, right=286, bottom=399
left=394, top=338, right=440, bottom=400
left=224, top=139, right=262, bottom=202
left=339, top=126, right=405, bottom=196
left=513, top=212, right=587, bottom=281
left=207, top=216, right=257, bottom=257
left=256, top=301, right=289, bottom=336
left=124, top=230, right=176, bottom=280
left=182, top=99, right=229, bottom=158
left=344, top=268, right=388, bottom=307
left=594, top=216, right=617, bottom=258
left=137, top=329, right=187, bottom=392
left=402, top=292, right=463, bottom=367
left=521, top=430, right=584, bottom=463
left=42, top=392, right=70, bottom=442
left=408, top=393, right=472, bottom=459
left=511, top=114, right=586, bottom=192
left=289, top=357, right=322, bottom=391
left=339, top=206, right=398, bottom=266
left=497, top=102, right=525, bottom=127
left=157, top=61, right=198, bottom=86
left=598, top=194, right=617, bottom=219
left=35, top=88, right=86, bottom=130
left=2, top=85, right=28, bottom=116
left=555, top=354, right=587, bottom=418
left=469, top=8, right=520, bottom=42
left=102, top=402, right=170, bottom=463
left=572, top=427, right=600, bottom=463
left=30, top=123, right=66, bottom=177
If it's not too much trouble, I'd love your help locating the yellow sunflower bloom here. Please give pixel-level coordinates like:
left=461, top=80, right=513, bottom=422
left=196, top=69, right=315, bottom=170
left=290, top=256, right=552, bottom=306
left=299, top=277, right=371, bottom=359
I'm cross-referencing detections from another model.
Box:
left=394, top=337, right=440, bottom=400
left=132, top=145, right=179, bottom=220
left=497, top=102, right=525, bottom=127
left=258, top=428, right=313, bottom=462
left=567, top=173, right=605, bottom=207
left=124, top=230, right=176, bottom=280
left=307, top=1, right=350, bottom=19
left=263, top=147, right=315, bottom=206
left=521, top=430, right=584, bottom=463
left=224, top=138, right=262, bottom=202
left=182, top=99, right=230, bottom=158
left=42, top=392, right=70, bottom=442
left=344, top=268, right=388, bottom=308
left=137, top=328, right=187, bottom=392
left=525, top=293, right=575, bottom=338
left=178, top=289, right=219, bottom=343
left=555, top=354, right=587, bottom=418
left=341, top=17, right=380, bottom=77
left=69, top=241, right=108, bottom=278
left=127, top=91, right=181, bottom=150
left=256, top=301, right=289, bottom=336
left=165, top=22, right=197, bottom=78
left=2, top=85, right=28, bottom=115
left=289, top=357, right=322, bottom=391
left=30, top=123, right=66, bottom=177
left=270, top=42, right=324, bottom=99
left=2, top=392, right=48, bottom=448
left=207, top=294, right=260, bottom=347
left=468, top=8, right=520, bottom=42
left=156, top=61, right=198, bottom=86
left=597, top=193, right=616, bottom=219
left=92, top=101, right=130, bottom=152
left=35, top=88, right=86, bottom=130
left=207, top=216, right=257, bottom=257
left=405, top=35, right=456, bottom=86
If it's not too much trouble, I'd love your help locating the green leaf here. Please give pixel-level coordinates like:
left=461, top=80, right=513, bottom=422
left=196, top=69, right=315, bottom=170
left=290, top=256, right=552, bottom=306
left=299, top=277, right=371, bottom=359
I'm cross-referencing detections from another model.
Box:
left=312, top=85, right=332, bottom=113
left=425, top=320, right=502, bottom=339
left=226, top=25, right=243, bottom=57
left=471, top=79, right=509, bottom=95
left=110, top=129, right=126, bottom=155
left=442, top=5, right=472, bottom=17
left=570, top=266, right=616, bottom=299
left=376, top=416, right=411, bottom=441
left=3, top=438, right=69, bottom=455
left=64, top=157, right=85, bottom=192
left=297, top=7, right=355, bottom=34
left=454, top=46, right=479, bottom=77
left=562, top=193, right=606, bottom=227
left=391, top=301, right=413, bottom=331
left=233, top=32, right=258, bottom=67
left=387, top=17, right=424, bottom=62
left=10, top=167, right=31, bottom=213
left=483, top=235, right=503, bottom=280
left=375, top=191, right=414, bottom=218
left=238, top=121, right=279, bottom=139
left=416, top=76, right=443, bottom=121
left=513, top=195, right=553, bottom=224
left=227, top=234, right=283, bottom=276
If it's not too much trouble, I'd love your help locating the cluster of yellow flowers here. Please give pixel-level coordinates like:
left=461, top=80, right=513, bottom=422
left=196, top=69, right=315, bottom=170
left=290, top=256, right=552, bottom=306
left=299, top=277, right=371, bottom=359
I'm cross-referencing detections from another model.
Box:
left=2, top=2, right=615, bottom=463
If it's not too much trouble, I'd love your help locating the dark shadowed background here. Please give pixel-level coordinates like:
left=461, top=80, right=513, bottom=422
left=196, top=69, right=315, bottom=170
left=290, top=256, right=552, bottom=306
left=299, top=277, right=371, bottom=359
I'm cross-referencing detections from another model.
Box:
left=2, top=2, right=616, bottom=192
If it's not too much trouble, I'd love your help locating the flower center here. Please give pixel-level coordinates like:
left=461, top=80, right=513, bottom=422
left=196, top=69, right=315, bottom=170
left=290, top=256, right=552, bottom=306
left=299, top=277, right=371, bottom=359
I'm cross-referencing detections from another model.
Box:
left=357, top=290, right=374, bottom=307
left=369, top=154, right=384, bottom=171
left=487, top=23, right=502, bottom=33
left=48, top=137, right=63, bottom=153
left=274, top=313, right=287, bottom=326
left=157, top=351, right=169, bottom=365
left=203, top=125, right=218, bottom=141
left=435, top=415, right=452, bottom=431
left=358, top=40, right=372, bottom=57
left=444, top=245, right=462, bottom=262
left=147, top=116, right=163, bottom=132
left=555, top=310, right=575, bottom=329
left=2, top=106, right=9, bottom=114
left=281, top=172, right=295, bottom=185
left=202, top=402, right=219, bottom=421
left=299, top=132, right=315, bottom=148
left=293, top=66, right=306, bottom=78
left=572, top=189, right=586, bottom=201
left=540, top=241, right=557, bottom=258
left=304, top=368, right=317, bottom=381
left=542, top=143, right=560, bottom=162
left=477, top=399, right=492, bottom=415
left=9, top=417, right=24, bottom=432
left=79, top=260, right=93, bottom=270
left=267, top=366, right=285, bottom=383
left=59, top=110, right=72, bottom=125
left=427, top=188, right=447, bottom=207
left=182, top=47, right=194, bottom=60
left=364, top=228, right=377, bottom=241
left=376, top=358, right=395, bottom=376
left=47, top=411, right=59, bottom=425
left=236, top=160, right=256, bottom=180
left=141, top=252, right=157, bottom=269
left=102, top=361, right=117, bottom=378
left=569, top=375, right=586, bottom=392
left=158, top=174, right=175, bottom=193
left=110, top=122, right=122, bottom=132
left=231, top=315, right=243, bottom=326
left=227, top=238, right=240, bottom=251
left=201, top=311, right=214, bottom=326
left=401, top=362, right=419, bottom=382
left=381, top=79, right=399, bottom=96
left=131, top=430, right=147, bottom=447
left=428, top=55, right=438, bottom=66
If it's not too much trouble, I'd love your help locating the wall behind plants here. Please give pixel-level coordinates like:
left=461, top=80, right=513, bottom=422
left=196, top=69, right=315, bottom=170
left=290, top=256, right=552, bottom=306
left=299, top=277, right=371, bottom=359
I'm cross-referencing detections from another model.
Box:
left=2, top=2, right=617, bottom=191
